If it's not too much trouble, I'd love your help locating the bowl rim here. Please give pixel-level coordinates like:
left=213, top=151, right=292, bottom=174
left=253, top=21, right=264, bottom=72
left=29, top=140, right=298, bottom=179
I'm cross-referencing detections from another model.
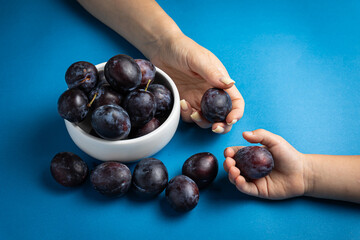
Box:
left=65, top=61, right=180, bottom=146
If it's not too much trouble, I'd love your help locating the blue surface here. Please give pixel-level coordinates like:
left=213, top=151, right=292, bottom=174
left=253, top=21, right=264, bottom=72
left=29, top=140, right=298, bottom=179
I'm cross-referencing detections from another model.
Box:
left=1, top=0, right=360, bottom=239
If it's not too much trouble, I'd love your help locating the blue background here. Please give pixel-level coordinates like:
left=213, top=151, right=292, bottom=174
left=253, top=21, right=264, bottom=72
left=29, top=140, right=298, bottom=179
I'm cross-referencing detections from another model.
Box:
left=1, top=0, right=359, bottom=239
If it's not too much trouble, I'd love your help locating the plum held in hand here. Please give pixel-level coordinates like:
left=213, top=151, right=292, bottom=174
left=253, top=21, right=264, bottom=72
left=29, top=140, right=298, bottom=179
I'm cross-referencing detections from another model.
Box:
left=91, top=104, right=131, bottom=140
left=50, top=152, right=88, bottom=187
left=165, top=175, right=199, bottom=212
left=130, top=118, right=161, bottom=138
left=90, top=162, right=132, bottom=197
left=104, top=54, right=141, bottom=93
left=148, top=84, right=173, bottom=117
left=182, top=152, right=218, bottom=189
left=58, top=88, right=89, bottom=123
left=123, top=89, right=156, bottom=127
left=88, top=84, right=123, bottom=110
left=131, top=158, right=168, bottom=198
left=234, top=146, right=274, bottom=180
left=65, top=61, right=98, bottom=93
left=135, top=59, right=156, bottom=87
left=200, top=88, right=232, bottom=122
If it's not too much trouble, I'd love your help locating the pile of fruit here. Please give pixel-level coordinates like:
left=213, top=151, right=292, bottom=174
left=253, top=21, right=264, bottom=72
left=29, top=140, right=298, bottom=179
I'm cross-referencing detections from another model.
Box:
left=51, top=152, right=218, bottom=212
left=57, top=54, right=173, bottom=140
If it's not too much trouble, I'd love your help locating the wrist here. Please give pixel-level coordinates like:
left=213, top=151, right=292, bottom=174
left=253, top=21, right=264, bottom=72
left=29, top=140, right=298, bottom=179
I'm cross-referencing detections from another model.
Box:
left=140, top=23, right=184, bottom=60
left=302, top=154, right=315, bottom=197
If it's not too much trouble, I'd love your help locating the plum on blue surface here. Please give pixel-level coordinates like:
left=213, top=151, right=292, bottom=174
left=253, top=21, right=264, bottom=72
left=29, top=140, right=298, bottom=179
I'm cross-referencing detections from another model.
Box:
left=135, top=59, right=156, bottom=87
left=65, top=61, right=98, bottom=93
left=104, top=54, right=141, bottom=93
left=200, top=88, right=232, bottom=122
left=234, top=146, right=274, bottom=180
left=165, top=175, right=199, bottom=212
left=182, top=152, right=218, bottom=189
left=91, top=104, right=131, bottom=140
left=57, top=88, right=89, bottom=123
left=50, top=152, right=88, bottom=187
left=147, top=84, right=173, bottom=117
left=90, top=162, right=132, bottom=197
left=123, top=89, right=156, bottom=127
left=132, top=158, right=168, bottom=198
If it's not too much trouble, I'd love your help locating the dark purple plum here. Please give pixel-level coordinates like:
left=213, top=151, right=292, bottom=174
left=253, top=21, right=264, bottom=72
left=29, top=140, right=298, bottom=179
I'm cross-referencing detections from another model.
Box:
left=90, top=162, right=132, bottom=197
left=50, top=152, right=88, bottom=187
left=234, top=146, right=274, bottom=180
left=200, top=88, right=232, bottom=122
left=88, top=84, right=123, bottom=110
left=57, top=88, right=89, bottom=123
left=165, top=175, right=199, bottom=212
left=104, top=54, right=141, bottom=93
left=130, top=118, right=161, bottom=138
left=91, top=104, right=131, bottom=140
left=147, top=84, right=173, bottom=117
left=131, top=158, right=168, bottom=198
left=123, top=89, right=156, bottom=127
left=65, top=61, right=98, bottom=93
left=135, top=59, right=156, bottom=87
left=182, top=152, right=218, bottom=189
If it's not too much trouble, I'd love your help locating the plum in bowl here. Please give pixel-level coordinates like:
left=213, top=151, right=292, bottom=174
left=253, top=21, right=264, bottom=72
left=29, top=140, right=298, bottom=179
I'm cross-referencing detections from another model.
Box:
left=64, top=62, right=180, bottom=162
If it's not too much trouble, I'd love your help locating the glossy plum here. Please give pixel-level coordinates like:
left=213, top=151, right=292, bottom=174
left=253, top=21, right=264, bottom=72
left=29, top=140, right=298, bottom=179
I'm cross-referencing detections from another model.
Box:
left=90, top=162, right=132, bottom=197
left=132, top=158, right=168, bottom=198
left=50, top=152, right=88, bottom=187
left=123, top=89, right=156, bottom=127
left=165, top=175, right=199, bottom=212
left=88, top=84, right=123, bottom=110
left=200, top=88, right=232, bottom=122
left=91, top=104, right=131, bottom=140
left=104, top=54, right=141, bottom=93
left=234, top=146, right=274, bottom=180
left=130, top=118, right=161, bottom=138
left=148, top=84, right=173, bottom=117
left=182, top=152, right=218, bottom=189
left=65, top=61, right=98, bottom=93
left=135, top=59, right=156, bottom=87
left=58, top=88, right=89, bottom=123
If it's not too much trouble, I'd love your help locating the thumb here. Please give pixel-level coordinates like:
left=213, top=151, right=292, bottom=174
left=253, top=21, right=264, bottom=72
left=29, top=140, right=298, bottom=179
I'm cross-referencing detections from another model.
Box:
left=242, top=129, right=284, bottom=149
left=188, top=54, right=235, bottom=89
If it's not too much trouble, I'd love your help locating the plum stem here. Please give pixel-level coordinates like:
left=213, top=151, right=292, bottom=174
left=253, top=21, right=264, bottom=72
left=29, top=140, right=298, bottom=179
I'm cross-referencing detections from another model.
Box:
left=144, top=79, right=151, bottom=91
left=80, top=76, right=91, bottom=83
left=87, top=92, right=98, bottom=107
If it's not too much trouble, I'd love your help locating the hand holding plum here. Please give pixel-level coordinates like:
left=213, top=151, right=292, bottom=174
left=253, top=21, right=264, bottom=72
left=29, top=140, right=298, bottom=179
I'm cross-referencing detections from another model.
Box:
left=223, top=129, right=306, bottom=200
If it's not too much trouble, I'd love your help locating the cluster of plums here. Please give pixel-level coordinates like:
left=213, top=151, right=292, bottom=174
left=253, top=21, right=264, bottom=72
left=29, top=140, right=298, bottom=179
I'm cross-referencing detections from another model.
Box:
left=50, top=151, right=219, bottom=212
left=57, top=54, right=173, bottom=140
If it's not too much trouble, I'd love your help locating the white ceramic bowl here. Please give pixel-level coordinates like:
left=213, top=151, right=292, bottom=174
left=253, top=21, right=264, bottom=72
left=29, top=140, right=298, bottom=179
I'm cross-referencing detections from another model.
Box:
left=64, top=62, right=180, bottom=162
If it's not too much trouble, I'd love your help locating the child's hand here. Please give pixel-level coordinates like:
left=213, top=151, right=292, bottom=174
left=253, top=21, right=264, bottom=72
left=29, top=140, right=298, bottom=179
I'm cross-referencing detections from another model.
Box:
left=149, top=34, right=245, bottom=134
left=223, top=129, right=307, bottom=200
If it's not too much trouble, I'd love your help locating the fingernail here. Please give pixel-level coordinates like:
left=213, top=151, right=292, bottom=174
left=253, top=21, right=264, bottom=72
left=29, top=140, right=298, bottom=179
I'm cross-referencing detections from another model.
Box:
left=212, top=125, right=225, bottom=134
left=220, top=77, right=235, bottom=85
left=190, top=111, right=202, bottom=122
left=180, top=99, right=188, bottom=111
left=227, top=119, right=237, bottom=125
left=244, top=131, right=253, bottom=135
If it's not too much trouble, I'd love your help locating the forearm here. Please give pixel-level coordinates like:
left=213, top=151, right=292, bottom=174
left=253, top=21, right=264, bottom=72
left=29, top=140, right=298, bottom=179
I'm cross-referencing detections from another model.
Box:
left=304, top=154, right=360, bottom=203
left=77, top=0, right=183, bottom=59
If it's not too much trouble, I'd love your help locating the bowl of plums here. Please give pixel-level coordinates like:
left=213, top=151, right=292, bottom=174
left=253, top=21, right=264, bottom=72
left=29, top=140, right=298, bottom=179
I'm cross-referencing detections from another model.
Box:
left=58, top=54, right=180, bottom=162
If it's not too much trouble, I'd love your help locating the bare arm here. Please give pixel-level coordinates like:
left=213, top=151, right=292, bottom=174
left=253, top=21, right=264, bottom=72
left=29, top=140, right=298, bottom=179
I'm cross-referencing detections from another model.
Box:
left=224, top=129, right=360, bottom=204
left=77, top=0, right=182, bottom=59
left=77, top=0, right=245, bottom=133
left=304, top=154, right=360, bottom=203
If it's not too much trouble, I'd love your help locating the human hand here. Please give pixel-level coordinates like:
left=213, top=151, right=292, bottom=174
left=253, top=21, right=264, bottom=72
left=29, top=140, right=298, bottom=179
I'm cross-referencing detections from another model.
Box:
left=148, top=33, right=245, bottom=134
left=223, top=129, right=307, bottom=200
